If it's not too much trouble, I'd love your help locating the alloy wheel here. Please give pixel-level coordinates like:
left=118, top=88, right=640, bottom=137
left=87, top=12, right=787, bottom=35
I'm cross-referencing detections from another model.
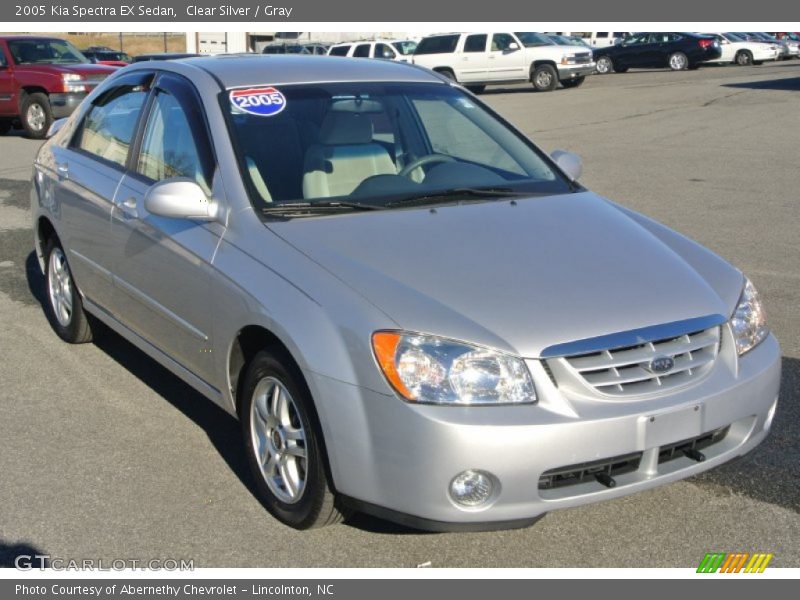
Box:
left=250, top=376, right=308, bottom=504
left=47, top=247, right=73, bottom=327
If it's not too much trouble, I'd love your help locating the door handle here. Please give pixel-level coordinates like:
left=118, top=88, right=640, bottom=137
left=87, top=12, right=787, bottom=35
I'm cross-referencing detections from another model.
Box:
left=122, top=197, right=137, bottom=210
left=118, top=196, right=138, bottom=220
left=56, top=163, right=69, bottom=179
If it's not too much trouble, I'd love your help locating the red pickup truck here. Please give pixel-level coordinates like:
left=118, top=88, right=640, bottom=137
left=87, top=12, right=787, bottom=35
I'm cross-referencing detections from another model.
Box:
left=0, top=36, right=117, bottom=138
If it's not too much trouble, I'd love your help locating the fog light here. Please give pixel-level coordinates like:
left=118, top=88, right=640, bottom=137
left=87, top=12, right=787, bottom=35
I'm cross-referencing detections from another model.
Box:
left=449, top=470, right=494, bottom=507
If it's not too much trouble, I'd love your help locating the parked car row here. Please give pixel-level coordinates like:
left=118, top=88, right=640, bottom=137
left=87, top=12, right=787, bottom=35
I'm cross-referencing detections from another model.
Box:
left=1, top=30, right=795, bottom=139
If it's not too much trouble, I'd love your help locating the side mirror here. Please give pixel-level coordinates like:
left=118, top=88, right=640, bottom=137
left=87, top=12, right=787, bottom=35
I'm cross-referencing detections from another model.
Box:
left=143, top=178, right=219, bottom=221
left=46, top=117, right=69, bottom=139
left=551, top=150, right=583, bottom=182
left=507, top=42, right=520, bottom=51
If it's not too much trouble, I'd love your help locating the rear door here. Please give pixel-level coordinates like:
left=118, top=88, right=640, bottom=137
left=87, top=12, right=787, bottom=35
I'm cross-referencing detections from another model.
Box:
left=109, top=72, right=219, bottom=382
left=651, top=33, right=684, bottom=66
left=486, top=33, right=526, bottom=81
left=52, top=71, right=153, bottom=310
left=455, top=34, right=490, bottom=82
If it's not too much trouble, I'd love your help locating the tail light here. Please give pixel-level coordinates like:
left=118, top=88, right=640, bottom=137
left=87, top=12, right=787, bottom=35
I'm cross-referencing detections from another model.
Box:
left=698, top=38, right=715, bottom=49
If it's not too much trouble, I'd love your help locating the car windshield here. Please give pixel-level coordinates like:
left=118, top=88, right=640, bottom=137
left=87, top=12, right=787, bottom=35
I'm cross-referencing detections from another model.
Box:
left=223, top=82, right=572, bottom=214
left=8, top=39, right=89, bottom=65
left=514, top=32, right=553, bottom=47
left=391, top=41, right=417, bottom=55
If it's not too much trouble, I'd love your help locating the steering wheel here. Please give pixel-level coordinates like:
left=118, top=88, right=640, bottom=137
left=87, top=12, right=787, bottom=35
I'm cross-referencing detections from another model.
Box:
left=398, top=153, right=457, bottom=178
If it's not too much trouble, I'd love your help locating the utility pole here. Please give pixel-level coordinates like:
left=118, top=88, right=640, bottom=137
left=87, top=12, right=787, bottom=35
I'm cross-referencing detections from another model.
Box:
left=119, top=32, right=123, bottom=52
left=163, top=32, right=168, bottom=52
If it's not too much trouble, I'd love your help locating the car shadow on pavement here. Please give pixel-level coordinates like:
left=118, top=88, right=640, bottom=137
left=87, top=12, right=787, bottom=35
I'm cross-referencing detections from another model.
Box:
left=691, top=355, right=800, bottom=513
left=723, top=76, right=800, bottom=91
left=0, top=539, right=48, bottom=568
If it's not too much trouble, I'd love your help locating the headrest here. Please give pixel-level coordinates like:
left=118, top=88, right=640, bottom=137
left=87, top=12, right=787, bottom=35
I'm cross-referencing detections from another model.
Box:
left=319, top=111, right=373, bottom=145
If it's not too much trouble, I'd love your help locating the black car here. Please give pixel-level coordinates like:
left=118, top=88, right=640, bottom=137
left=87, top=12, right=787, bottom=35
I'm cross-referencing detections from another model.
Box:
left=81, top=49, right=132, bottom=65
left=594, top=32, right=721, bottom=73
left=131, top=52, right=201, bottom=62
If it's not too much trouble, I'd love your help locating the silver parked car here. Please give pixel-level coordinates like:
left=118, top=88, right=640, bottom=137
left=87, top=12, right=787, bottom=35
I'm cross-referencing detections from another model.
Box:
left=32, top=55, right=780, bottom=531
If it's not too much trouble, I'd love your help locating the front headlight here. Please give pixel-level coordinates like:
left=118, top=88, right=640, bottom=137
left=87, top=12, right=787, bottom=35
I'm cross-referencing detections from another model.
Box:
left=61, top=73, right=87, bottom=93
left=731, top=278, right=769, bottom=356
left=372, top=331, right=536, bottom=405
left=560, top=54, right=577, bottom=65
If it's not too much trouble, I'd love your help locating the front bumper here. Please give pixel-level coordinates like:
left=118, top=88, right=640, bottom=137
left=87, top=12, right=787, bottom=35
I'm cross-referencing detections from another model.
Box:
left=310, top=333, right=781, bottom=530
left=49, top=92, right=87, bottom=119
left=557, top=63, right=596, bottom=80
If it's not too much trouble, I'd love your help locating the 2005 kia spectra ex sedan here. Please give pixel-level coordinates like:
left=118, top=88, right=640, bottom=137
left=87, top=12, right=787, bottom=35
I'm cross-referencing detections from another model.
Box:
left=32, top=55, right=780, bottom=531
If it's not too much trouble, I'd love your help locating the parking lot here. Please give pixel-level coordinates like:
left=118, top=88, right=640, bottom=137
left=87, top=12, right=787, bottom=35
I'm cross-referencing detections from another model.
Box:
left=0, top=62, right=798, bottom=568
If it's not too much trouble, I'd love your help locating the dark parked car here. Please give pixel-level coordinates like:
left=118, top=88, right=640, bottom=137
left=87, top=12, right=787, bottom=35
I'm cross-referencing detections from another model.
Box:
left=262, top=42, right=330, bottom=55
left=594, top=32, right=721, bottom=74
left=132, top=52, right=200, bottom=62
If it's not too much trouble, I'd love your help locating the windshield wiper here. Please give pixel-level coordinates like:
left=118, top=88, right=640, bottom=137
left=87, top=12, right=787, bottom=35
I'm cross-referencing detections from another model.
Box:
left=261, top=200, right=386, bottom=218
left=385, top=187, right=528, bottom=208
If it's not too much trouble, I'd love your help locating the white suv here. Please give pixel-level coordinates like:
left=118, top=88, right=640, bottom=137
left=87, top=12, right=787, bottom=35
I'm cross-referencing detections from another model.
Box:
left=327, top=39, right=417, bottom=62
left=412, top=32, right=595, bottom=92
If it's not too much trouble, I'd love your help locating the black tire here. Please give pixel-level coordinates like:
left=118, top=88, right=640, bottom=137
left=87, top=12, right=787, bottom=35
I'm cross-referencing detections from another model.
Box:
left=735, top=50, right=753, bottom=66
left=560, top=76, right=586, bottom=88
left=43, top=238, right=93, bottom=344
left=668, top=52, right=689, bottom=71
left=0, top=120, right=12, bottom=135
left=435, top=68, right=457, bottom=82
left=595, top=55, right=614, bottom=74
left=20, top=92, right=53, bottom=139
left=465, top=84, right=486, bottom=94
left=239, top=349, right=349, bottom=529
left=531, top=64, right=558, bottom=91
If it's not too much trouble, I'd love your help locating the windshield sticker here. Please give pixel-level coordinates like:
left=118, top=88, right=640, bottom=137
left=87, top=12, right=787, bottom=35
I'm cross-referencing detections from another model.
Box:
left=229, top=87, right=286, bottom=117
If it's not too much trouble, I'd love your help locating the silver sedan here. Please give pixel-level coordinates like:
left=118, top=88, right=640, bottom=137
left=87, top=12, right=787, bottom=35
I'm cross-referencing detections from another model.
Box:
left=31, top=55, right=780, bottom=531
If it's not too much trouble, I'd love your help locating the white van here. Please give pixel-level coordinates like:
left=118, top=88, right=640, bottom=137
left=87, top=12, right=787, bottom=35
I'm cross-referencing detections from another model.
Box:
left=327, top=39, right=418, bottom=62
left=551, top=32, right=630, bottom=47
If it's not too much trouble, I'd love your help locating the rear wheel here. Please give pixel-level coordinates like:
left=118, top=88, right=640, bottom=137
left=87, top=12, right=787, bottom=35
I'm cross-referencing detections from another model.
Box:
left=465, top=84, right=486, bottom=94
left=735, top=50, right=753, bottom=66
left=560, top=76, right=586, bottom=88
left=240, top=350, right=349, bottom=529
left=435, top=68, right=457, bottom=82
left=668, top=52, right=689, bottom=70
left=20, top=93, right=53, bottom=139
left=43, top=238, right=94, bottom=344
left=531, top=64, right=558, bottom=91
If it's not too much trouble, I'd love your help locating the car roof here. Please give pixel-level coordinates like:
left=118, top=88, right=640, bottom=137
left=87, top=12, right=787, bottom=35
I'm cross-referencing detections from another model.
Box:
left=0, top=35, right=68, bottom=41
left=183, top=54, right=444, bottom=88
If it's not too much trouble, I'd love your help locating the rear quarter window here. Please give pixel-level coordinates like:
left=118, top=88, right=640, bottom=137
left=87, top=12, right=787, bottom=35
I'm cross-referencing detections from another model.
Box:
left=415, top=35, right=460, bottom=55
left=328, top=45, right=351, bottom=57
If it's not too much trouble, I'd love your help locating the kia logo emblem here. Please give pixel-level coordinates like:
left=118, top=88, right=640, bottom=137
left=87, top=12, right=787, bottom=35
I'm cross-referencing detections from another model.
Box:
left=648, top=356, right=675, bottom=374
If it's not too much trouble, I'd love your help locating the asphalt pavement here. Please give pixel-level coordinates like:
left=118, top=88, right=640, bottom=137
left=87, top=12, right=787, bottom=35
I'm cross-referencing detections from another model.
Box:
left=0, top=61, right=798, bottom=568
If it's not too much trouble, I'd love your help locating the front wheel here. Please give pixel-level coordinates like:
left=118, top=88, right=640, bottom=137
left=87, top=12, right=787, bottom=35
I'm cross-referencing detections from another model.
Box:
left=20, top=92, right=53, bottom=139
left=735, top=50, right=754, bottom=66
left=531, top=64, right=558, bottom=91
left=668, top=52, right=689, bottom=71
left=561, top=76, right=586, bottom=88
left=240, top=350, right=349, bottom=529
left=595, top=56, right=614, bottom=74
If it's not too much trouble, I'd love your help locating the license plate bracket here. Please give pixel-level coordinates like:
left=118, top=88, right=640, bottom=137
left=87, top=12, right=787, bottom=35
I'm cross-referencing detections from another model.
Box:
left=642, top=405, right=702, bottom=449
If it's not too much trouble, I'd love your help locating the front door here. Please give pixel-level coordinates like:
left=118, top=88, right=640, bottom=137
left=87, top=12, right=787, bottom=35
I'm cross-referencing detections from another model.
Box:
left=486, top=33, right=526, bottom=81
left=110, top=73, right=220, bottom=383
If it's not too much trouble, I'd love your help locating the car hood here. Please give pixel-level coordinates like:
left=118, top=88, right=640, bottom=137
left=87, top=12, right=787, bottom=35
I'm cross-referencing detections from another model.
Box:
left=15, top=63, right=117, bottom=78
left=267, top=192, right=742, bottom=358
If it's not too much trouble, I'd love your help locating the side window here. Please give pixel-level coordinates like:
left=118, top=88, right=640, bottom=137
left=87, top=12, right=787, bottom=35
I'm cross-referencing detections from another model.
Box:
left=374, top=43, right=395, bottom=59
left=71, top=79, right=150, bottom=168
left=464, top=34, right=488, bottom=53
left=135, top=82, right=214, bottom=194
left=491, top=33, right=516, bottom=52
left=596, top=32, right=609, bottom=39
left=328, top=45, right=350, bottom=56
left=353, top=44, right=371, bottom=58
left=0, top=50, right=7, bottom=68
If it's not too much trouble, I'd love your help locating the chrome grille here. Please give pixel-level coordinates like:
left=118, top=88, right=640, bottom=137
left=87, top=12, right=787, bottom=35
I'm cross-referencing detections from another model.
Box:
left=573, top=52, right=593, bottom=64
left=550, top=325, right=721, bottom=397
